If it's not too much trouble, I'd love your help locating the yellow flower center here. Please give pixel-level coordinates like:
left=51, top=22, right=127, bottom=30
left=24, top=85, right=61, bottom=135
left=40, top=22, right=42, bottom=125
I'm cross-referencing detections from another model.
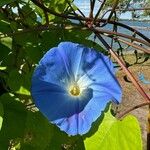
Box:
left=70, top=85, right=80, bottom=96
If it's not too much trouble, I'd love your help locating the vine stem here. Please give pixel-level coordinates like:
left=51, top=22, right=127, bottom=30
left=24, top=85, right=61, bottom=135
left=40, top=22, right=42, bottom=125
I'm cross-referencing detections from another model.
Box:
left=31, top=0, right=150, bottom=44
left=94, top=0, right=106, bottom=21
left=107, top=0, right=119, bottom=21
left=117, top=102, right=150, bottom=119
left=101, top=34, right=150, bottom=54
left=108, top=48, right=150, bottom=102
left=1, top=23, right=150, bottom=54
left=92, top=28, right=150, bottom=47
left=91, top=31, right=150, bottom=117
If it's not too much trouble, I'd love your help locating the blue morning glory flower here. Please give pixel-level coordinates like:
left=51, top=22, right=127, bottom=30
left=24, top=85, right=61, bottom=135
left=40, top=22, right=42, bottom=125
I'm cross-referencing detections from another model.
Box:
left=31, top=42, right=122, bottom=135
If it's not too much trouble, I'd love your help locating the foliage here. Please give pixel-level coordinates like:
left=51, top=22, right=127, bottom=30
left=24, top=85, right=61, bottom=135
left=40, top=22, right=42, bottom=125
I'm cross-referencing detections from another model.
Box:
left=84, top=108, right=142, bottom=150
left=143, top=0, right=150, bottom=16
left=0, top=0, right=144, bottom=149
left=104, top=0, right=131, bottom=8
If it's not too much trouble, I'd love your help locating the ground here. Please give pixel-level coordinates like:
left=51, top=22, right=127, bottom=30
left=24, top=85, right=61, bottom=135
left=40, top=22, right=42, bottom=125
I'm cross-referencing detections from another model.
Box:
left=114, top=53, right=150, bottom=149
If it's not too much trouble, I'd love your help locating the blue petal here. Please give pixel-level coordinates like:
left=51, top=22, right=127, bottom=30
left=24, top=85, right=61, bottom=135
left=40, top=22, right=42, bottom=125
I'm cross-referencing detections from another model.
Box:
left=90, top=83, right=122, bottom=104
left=34, top=47, right=70, bottom=86
left=31, top=78, right=93, bottom=121
left=58, top=42, right=86, bottom=81
left=31, top=42, right=122, bottom=135
left=53, top=94, right=111, bottom=135
left=77, top=51, right=121, bottom=103
left=78, top=94, right=111, bottom=134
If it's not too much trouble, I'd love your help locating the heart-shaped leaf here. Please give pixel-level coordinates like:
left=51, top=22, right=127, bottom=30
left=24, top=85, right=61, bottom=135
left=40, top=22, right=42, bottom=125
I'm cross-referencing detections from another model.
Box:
left=84, top=109, right=142, bottom=150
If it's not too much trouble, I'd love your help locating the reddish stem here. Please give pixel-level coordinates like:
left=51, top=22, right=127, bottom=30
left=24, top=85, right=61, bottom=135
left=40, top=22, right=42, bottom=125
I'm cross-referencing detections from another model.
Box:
left=94, top=32, right=150, bottom=103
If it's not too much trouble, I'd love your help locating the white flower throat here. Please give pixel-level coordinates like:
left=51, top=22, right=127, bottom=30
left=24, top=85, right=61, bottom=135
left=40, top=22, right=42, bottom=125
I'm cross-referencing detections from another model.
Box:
left=68, top=74, right=93, bottom=97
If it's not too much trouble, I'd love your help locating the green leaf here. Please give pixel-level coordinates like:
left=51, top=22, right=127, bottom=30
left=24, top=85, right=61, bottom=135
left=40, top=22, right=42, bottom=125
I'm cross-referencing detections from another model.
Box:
left=21, top=4, right=37, bottom=27
left=0, top=37, right=12, bottom=49
left=24, top=44, right=44, bottom=64
left=14, top=32, right=39, bottom=46
left=0, top=67, right=6, bottom=70
left=84, top=109, right=142, bottom=150
left=20, top=110, right=84, bottom=150
left=24, top=29, right=62, bottom=63
left=0, top=0, right=14, bottom=6
left=47, top=125, right=85, bottom=150
left=46, top=0, right=71, bottom=13
left=0, top=37, right=12, bottom=68
left=0, top=12, right=12, bottom=33
left=21, top=111, right=53, bottom=150
left=7, top=70, right=31, bottom=95
left=0, top=102, right=4, bottom=131
left=63, top=29, right=106, bottom=53
left=0, top=20, right=11, bottom=33
left=0, top=43, right=11, bottom=62
left=0, top=94, right=27, bottom=149
left=10, top=21, right=18, bottom=31
left=40, top=29, right=61, bottom=49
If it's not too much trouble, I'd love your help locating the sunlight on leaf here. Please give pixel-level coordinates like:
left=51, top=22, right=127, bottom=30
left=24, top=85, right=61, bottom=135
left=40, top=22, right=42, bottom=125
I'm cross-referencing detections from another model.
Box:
left=84, top=109, right=142, bottom=150
left=7, top=70, right=31, bottom=96
left=0, top=102, right=3, bottom=131
left=0, top=67, right=6, bottom=70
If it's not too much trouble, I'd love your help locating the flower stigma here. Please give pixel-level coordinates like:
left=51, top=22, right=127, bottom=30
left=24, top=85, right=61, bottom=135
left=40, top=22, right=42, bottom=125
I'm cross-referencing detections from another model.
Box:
left=69, top=84, right=80, bottom=96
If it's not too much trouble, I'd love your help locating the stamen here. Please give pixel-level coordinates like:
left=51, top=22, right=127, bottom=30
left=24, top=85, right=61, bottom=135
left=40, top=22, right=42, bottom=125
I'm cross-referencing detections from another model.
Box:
left=70, top=85, right=80, bottom=96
